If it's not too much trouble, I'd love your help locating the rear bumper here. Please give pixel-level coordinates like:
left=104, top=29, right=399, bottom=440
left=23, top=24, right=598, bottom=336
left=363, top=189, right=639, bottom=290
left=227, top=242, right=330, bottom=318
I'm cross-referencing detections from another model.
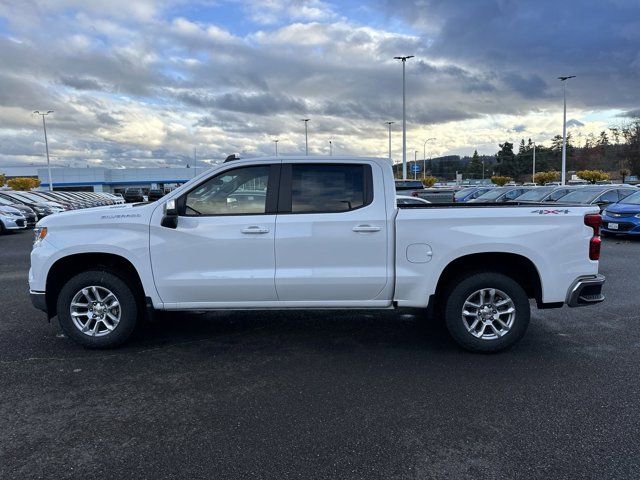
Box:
left=566, top=274, right=605, bottom=307
left=30, top=290, right=47, bottom=313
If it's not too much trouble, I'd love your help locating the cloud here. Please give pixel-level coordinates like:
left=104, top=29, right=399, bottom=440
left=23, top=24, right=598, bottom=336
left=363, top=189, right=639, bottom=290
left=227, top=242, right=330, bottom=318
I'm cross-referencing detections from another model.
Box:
left=0, top=0, right=637, bottom=168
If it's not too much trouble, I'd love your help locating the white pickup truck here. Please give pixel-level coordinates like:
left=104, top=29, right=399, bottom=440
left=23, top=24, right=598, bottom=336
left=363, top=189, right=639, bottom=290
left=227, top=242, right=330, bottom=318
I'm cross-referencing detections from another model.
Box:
left=29, top=156, right=605, bottom=352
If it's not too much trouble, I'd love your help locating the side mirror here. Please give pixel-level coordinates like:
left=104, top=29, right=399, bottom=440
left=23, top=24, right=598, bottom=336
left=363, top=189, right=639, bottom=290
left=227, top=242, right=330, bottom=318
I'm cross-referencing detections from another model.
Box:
left=161, top=199, right=178, bottom=228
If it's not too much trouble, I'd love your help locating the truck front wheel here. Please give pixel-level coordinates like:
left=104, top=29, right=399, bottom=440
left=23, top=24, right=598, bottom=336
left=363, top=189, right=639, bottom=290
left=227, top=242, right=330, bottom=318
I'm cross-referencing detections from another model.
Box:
left=56, top=270, right=139, bottom=348
left=444, top=272, right=530, bottom=353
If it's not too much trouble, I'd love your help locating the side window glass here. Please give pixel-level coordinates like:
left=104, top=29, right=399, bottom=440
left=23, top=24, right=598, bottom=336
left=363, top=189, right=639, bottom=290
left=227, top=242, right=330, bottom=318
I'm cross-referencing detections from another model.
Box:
left=291, top=164, right=367, bottom=213
left=618, top=189, right=633, bottom=201
left=597, top=190, right=618, bottom=204
left=185, top=165, right=270, bottom=216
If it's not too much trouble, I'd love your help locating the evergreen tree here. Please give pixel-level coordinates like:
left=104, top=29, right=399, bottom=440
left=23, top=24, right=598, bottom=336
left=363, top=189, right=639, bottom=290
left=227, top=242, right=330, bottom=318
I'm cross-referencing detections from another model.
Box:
left=465, top=150, right=484, bottom=178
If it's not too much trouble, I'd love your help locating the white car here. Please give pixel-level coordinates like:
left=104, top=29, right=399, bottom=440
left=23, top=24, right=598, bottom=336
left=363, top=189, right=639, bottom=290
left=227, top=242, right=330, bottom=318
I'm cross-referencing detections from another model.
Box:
left=396, top=195, right=431, bottom=205
left=29, top=156, right=605, bottom=352
left=0, top=205, right=27, bottom=232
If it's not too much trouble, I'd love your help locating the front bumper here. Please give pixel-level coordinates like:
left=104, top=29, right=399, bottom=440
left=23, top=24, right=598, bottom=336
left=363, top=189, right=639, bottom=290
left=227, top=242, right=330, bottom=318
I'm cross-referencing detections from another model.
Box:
left=567, top=274, right=605, bottom=307
left=1, top=216, right=26, bottom=229
left=601, top=215, right=640, bottom=235
left=30, top=290, right=47, bottom=313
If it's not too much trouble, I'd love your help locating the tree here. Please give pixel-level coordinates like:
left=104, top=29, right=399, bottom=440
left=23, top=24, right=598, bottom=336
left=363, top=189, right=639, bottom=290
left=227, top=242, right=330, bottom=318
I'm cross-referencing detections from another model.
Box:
left=465, top=150, right=484, bottom=178
left=620, top=168, right=631, bottom=184
left=0, top=173, right=6, bottom=187
left=491, top=175, right=511, bottom=186
left=7, top=177, right=40, bottom=191
left=422, top=176, right=437, bottom=187
left=533, top=171, right=559, bottom=185
left=576, top=170, right=610, bottom=184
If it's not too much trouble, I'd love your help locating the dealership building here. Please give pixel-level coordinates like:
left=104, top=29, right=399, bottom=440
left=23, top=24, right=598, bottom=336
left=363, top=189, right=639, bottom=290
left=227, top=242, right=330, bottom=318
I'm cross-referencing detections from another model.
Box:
left=31, top=166, right=209, bottom=193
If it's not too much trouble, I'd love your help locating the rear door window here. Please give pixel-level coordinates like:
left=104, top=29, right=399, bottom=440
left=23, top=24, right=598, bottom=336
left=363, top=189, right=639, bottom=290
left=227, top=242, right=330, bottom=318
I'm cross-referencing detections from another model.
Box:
left=285, top=164, right=372, bottom=214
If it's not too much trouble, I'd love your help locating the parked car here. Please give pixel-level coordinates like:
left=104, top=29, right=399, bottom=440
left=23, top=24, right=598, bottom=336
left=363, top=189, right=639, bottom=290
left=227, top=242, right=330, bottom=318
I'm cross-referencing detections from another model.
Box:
left=2, top=191, right=68, bottom=211
left=31, top=156, right=604, bottom=353
left=469, top=186, right=533, bottom=203
left=147, top=189, right=165, bottom=201
left=0, top=205, right=27, bottom=233
left=396, top=195, right=430, bottom=205
left=454, top=186, right=494, bottom=203
left=395, top=180, right=425, bottom=192
left=512, top=186, right=578, bottom=203
left=555, top=186, right=636, bottom=211
left=0, top=196, right=37, bottom=226
left=601, top=190, right=640, bottom=236
left=124, top=187, right=145, bottom=203
left=412, top=187, right=457, bottom=203
left=0, top=192, right=57, bottom=220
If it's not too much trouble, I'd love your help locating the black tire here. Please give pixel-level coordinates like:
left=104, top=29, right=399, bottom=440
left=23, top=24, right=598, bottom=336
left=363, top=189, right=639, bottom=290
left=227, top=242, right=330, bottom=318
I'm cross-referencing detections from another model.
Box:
left=57, top=270, right=139, bottom=349
left=444, top=272, right=530, bottom=353
left=0, top=220, right=5, bottom=234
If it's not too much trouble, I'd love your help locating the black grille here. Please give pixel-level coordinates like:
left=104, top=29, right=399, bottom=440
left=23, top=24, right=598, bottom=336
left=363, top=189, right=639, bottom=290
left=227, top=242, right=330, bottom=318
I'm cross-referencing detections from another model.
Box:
left=16, top=219, right=26, bottom=227
left=606, top=222, right=635, bottom=232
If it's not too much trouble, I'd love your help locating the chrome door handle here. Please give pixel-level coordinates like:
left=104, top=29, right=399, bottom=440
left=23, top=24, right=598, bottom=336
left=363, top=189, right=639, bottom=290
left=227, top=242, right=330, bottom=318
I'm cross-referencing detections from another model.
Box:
left=352, top=225, right=381, bottom=233
left=241, top=226, right=270, bottom=234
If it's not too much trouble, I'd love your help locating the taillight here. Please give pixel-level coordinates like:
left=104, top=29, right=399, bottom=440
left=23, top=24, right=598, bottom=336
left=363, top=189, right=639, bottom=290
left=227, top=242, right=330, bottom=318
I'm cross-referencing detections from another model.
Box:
left=411, top=191, right=418, bottom=197
left=584, top=213, right=601, bottom=235
left=584, top=213, right=602, bottom=261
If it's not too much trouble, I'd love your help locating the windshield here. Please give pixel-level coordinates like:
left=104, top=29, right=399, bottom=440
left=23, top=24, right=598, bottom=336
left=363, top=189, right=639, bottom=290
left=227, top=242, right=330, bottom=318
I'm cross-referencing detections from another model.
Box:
left=475, top=188, right=509, bottom=200
left=454, top=187, right=477, bottom=199
left=556, top=189, right=603, bottom=203
left=620, top=191, right=640, bottom=205
left=395, top=181, right=423, bottom=189
left=515, top=187, right=555, bottom=201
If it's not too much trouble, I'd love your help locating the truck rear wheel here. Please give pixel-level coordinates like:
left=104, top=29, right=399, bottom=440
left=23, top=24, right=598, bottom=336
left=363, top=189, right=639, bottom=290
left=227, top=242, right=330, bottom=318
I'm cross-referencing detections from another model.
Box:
left=56, top=270, right=139, bottom=348
left=444, top=272, right=530, bottom=353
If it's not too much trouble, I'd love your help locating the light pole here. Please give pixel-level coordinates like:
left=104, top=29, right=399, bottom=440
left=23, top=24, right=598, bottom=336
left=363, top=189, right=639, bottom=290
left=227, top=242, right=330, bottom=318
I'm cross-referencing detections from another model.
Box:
left=329, top=140, right=332, bottom=156
left=301, top=119, right=310, bottom=155
left=34, top=110, right=53, bottom=191
left=414, top=150, right=419, bottom=180
left=532, top=141, right=536, bottom=183
left=423, top=137, right=436, bottom=179
left=193, top=147, right=197, bottom=177
left=385, top=121, right=394, bottom=165
left=558, top=76, right=575, bottom=185
left=394, top=55, right=414, bottom=180
left=274, top=139, right=279, bottom=156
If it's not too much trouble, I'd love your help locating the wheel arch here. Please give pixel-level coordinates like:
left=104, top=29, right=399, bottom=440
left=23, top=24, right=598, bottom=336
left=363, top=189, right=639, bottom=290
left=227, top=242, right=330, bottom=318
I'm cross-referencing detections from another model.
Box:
left=432, top=252, right=543, bottom=310
left=46, top=252, right=146, bottom=318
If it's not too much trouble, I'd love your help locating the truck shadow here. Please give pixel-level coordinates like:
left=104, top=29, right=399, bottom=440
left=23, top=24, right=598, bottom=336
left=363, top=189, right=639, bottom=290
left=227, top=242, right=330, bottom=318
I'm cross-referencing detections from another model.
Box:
left=131, top=309, right=460, bottom=354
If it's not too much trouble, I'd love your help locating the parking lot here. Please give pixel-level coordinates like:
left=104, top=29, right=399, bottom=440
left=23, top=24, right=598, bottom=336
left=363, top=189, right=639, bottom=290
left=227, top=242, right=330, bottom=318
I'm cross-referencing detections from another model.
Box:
left=1, top=230, right=639, bottom=479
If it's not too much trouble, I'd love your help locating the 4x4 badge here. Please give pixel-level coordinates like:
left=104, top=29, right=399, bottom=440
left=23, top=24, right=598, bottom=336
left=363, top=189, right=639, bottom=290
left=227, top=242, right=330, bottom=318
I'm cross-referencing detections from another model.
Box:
left=531, top=209, right=570, bottom=215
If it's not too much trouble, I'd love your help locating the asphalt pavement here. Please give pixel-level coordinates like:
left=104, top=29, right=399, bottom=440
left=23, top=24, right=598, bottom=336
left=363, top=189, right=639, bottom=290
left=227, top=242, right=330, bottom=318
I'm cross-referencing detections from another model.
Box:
left=1, top=230, right=639, bottom=479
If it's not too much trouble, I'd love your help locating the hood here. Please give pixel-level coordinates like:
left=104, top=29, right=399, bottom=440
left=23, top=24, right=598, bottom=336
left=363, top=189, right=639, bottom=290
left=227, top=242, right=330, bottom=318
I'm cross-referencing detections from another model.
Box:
left=10, top=204, right=35, bottom=216
left=605, top=202, right=640, bottom=214
left=0, top=205, right=23, bottom=216
left=37, top=202, right=154, bottom=228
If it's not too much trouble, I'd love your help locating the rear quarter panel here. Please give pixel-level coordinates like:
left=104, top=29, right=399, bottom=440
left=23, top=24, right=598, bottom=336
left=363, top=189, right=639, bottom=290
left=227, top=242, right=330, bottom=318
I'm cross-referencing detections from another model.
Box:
left=394, top=205, right=599, bottom=307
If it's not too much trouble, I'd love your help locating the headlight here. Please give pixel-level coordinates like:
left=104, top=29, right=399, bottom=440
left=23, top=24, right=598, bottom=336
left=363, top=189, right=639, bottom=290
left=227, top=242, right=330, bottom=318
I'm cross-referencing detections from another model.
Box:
left=635, top=213, right=640, bottom=219
left=33, top=227, right=47, bottom=247
left=602, top=210, right=608, bottom=217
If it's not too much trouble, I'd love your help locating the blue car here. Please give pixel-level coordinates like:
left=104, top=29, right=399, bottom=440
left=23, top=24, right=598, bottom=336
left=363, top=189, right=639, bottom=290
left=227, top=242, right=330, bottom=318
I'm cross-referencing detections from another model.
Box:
left=601, top=190, right=640, bottom=236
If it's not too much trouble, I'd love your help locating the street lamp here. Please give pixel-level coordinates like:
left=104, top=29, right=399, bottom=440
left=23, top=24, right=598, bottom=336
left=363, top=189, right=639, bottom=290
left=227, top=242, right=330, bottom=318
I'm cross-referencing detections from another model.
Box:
left=423, top=137, right=436, bottom=179
left=532, top=141, right=536, bottom=183
left=385, top=121, right=394, bottom=165
left=274, top=139, right=279, bottom=156
left=34, top=110, right=54, bottom=191
left=558, top=75, right=576, bottom=185
left=329, top=140, right=332, bottom=156
left=414, top=150, right=419, bottom=180
left=394, top=55, right=414, bottom=180
left=301, top=119, right=310, bottom=155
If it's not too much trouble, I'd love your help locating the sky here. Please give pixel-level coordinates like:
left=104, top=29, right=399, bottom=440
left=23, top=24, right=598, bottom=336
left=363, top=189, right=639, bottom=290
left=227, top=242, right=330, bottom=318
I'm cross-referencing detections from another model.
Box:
left=0, top=0, right=639, bottom=169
